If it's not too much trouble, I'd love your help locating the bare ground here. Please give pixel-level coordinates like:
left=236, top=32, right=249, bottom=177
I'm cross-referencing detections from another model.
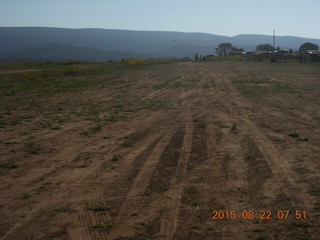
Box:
left=1, top=61, right=320, bottom=240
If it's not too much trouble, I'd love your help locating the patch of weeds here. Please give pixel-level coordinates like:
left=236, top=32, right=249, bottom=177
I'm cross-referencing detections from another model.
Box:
left=90, top=124, right=102, bottom=132
left=24, top=141, right=41, bottom=154
left=192, top=202, right=201, bottom=207
left=54, top=206, right=76, bottom=213
left=275, top=129, right=284, bottom=133
left=76, top=164, right=87, bottom=168
left=26, top=135, right=36, bottom=141
left=37, top=119, right=52, bottom=128
left=55, top=117, right=67, bottom=123
left=9, top=119, right=19, bottom=126
left=103, top=135, right=112, bottom=139
left=121, top=140, right=133, bottom=147
left=88, top=206, right=110, bottom=212
left=0, top=204, right=3, bottom=208
left=0, top=162, right=19, bottom=169
left=0, top=169, right=9, bottom=175
left=131, top=213, right=138, bottom=216
left=288, top=132, right=300, bottom=138
left=0, top=121, right=6, bottom=128
left=50, top=126, right=61, bottom=130
left=298, top=137, right=308, bottom=142
left=80, top=131, right=89, bottom=136
left=111, top=154, right=121, bottom=161
left=219, top=125, right=229, bottom=128
left=76, top=160, right=92, bottom=168
left=105, top=114, right=127, bottom=122
left=5, top=141, right=17, bottom=145
left=92, top=223, right=113, bottom=231
left=20, top=132, right=29, bottom=136
left=21, top=193, right=31, bottom=199
left=231, top=123, right=237, bottom=133
left=197, top=123, right=206, bottom=129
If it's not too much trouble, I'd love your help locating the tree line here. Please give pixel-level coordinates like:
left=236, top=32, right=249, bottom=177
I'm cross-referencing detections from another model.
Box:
left=212, top=42, right=319, bottom=57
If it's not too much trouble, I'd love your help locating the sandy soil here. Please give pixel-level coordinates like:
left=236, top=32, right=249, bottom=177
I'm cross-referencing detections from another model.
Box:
left=0, top=61, right=320, bottom=240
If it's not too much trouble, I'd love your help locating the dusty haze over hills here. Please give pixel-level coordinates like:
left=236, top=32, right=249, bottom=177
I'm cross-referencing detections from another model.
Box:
left=1, top=27, right=320, bottom=61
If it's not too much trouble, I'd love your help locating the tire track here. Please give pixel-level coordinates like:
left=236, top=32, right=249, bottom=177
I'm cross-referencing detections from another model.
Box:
left=160, top=112, right=193, bottom=239
left=108, top=126, right=177, bottom=238
left=218, top=71, right=319, bottom=236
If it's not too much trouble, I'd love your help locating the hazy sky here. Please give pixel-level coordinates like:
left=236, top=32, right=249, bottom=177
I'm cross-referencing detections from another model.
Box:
left=1, top=0, right=319, bottom=39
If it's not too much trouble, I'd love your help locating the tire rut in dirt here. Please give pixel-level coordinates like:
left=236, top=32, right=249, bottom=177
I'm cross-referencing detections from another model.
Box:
left=108, top=129, right=177, bottom=238
left=145, top=127, right=186, bottom=195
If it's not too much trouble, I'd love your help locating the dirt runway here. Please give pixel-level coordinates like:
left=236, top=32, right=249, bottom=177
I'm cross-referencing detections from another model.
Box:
left=1, top=61, right=320, bottom=239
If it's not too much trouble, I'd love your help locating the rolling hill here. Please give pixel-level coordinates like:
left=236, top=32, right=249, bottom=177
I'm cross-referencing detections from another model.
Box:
left=1, top=27, right=320, bottom=61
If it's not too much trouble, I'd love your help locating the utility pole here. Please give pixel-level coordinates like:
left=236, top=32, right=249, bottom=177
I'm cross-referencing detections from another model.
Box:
left=273, top=30, right=276, bottom=52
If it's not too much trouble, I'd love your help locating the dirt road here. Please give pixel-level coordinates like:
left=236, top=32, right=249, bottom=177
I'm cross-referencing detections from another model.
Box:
left=1, top=61, right=319, bottom=239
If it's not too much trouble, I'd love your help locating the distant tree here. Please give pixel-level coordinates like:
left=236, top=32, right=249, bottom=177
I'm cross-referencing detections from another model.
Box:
left=216, top=43, right=233, bottom=56
left=288, top=48, right=294, bottom=54
left=299, top=42, right=319, bottom=52
left=276, top=47, right=280, bottom=51
left=195, top=53, right=199, bottom=61
left=256, top=44, right=274, bottom=52
left=231, top=47, right=244, bottom=52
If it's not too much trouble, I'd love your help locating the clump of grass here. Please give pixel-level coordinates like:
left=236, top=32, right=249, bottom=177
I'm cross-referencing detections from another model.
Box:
left=88, top=206, right=110, bottom=212
left=76, top=164, right=89, bottom=168
left=90, top=124, right=102, bottom=132
left=231, top=123, right=237, bottom=133
left=92, top=223, right=113, bottom=231
left=298, top=137, right=308, bottom=142
left=103, top=135, right=112, bottom=139
left=21, top=193, right=31, bottom=199
left=197, top=123, right=206, bottom=129
left=0, top=162, right=19, bottom=169
left=121, top=140, right=132, bottom=147
left=111, top=154, right=121, bottom=161
left=37, top=120, right=52, bottom=128
left=80, top=131, right=89, bottom=136
left=288, top=132, right=300, bottom=138
left=0, top=169, right=9, bottom=175
left=24, top=141, right=40, bottom=154
left=275, top=129, right=284, bottom=133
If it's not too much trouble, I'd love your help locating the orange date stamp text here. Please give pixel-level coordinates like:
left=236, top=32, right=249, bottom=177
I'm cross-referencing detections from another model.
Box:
left=212, top=210, right=307, bottom=220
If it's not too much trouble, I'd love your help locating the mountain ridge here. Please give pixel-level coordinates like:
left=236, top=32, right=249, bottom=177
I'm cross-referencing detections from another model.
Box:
left=1, top=27, right=320, bottom=61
